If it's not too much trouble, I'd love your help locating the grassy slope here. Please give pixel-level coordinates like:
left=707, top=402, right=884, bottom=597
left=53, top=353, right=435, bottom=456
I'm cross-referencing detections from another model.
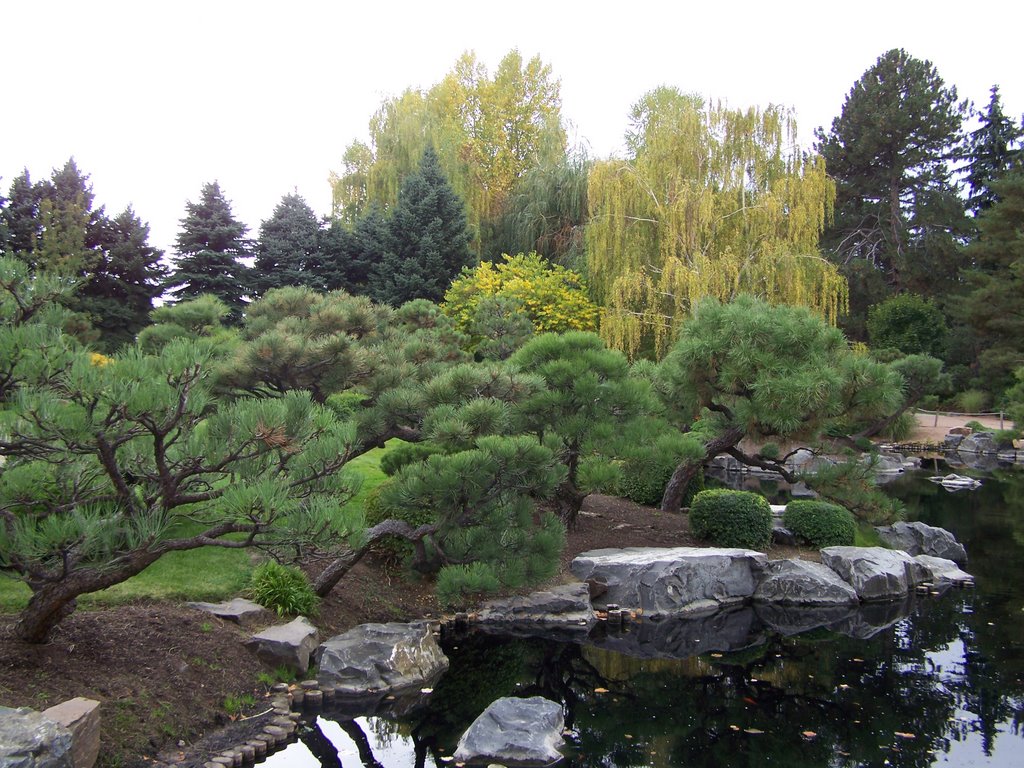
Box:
left=0, top=443, right=395, bottom=613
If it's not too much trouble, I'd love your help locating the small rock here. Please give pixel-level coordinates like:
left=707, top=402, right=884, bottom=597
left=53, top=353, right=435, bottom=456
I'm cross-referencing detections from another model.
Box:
left=454, top=697, right=565, bottom=765
left=244, top=617, right=319, bottom=675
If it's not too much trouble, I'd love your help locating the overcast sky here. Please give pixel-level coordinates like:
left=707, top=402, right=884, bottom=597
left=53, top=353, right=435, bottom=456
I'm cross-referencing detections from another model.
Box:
left=3, top=1, right=1022, bottom=256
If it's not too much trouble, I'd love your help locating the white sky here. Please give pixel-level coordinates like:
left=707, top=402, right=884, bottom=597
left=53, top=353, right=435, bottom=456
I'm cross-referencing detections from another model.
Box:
left=3, top=1, right=1022, bottom=256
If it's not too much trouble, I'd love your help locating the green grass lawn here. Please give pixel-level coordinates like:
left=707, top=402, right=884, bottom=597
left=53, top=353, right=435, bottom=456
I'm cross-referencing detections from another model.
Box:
left=0, top=442, right=397, bottom=614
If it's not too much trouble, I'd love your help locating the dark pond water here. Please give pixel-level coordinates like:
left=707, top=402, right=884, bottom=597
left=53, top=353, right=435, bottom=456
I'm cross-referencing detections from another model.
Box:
left=264, top=469, right=1024, bottom=767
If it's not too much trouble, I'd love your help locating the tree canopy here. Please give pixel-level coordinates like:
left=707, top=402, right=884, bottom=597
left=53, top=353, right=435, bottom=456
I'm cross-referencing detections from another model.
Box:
left=586, top=88, right=845, bottom=359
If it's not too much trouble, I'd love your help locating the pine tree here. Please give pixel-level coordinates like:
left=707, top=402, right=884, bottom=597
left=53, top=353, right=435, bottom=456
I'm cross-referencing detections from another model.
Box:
left=369, top=149, right=472, bottom=306
left=1, top=170, right=45, bottom=257
left=251, top=193, right=324, bottom=297
left=75, top=207, right=166, bottom=350
left=166, top=181, right=251, bottom=321
left=816, top=49, right=968, bottom=302
left=963, top=85, right=1024, bottom=216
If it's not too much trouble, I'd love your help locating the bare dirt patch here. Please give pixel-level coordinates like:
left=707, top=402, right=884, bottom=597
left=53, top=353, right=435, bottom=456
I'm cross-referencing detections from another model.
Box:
left=0, top=494, right=813, bottom=766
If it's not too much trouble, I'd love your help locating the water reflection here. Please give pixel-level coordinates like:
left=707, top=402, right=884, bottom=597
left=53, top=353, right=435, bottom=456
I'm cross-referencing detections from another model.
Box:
left=265, top=471, right=1024, bottom=767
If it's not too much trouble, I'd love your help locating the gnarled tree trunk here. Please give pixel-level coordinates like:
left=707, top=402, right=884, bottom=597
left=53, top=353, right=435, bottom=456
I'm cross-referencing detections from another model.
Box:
left=313, top=519, right=436, bottom=597
left=660, top=426, right=745, bottom=512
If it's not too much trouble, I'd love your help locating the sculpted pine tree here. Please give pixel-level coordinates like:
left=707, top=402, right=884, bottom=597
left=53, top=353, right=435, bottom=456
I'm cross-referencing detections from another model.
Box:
left=166, top=181, right=251, bottom=321
left=586, top=88, right=845, bottom=359
left=657, top=296, right=903, bottom=520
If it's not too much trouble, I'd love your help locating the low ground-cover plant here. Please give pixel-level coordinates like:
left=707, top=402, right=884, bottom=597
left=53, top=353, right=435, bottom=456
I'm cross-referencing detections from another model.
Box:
left=249, top=561, right=319, bottom=617
left=783, top=500, right=856, bottom=548
left=689, top=490, right=772, bottom=549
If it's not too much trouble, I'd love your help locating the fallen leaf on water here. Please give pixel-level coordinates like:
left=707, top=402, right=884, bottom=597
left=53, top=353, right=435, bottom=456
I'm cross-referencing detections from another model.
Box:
left=729, top=725, right=740, bottom=731
left=711, top=653, right=724, bottom=658
left=743, top=696, right=757, bottom=705
left=744, top=728, right=764, bottom=735
left=852, top=658, right=864, bottom=663
left=420, top=688, right=433, bottom=694
left=802, top=731, right=817, bottom=738
left=895, top=732, right=916, bottom=739
left=624, top=734, right=633, bottom=739
left=839, top=684, right=850, bottom=690
left=594, top=687, right=609, bottom=694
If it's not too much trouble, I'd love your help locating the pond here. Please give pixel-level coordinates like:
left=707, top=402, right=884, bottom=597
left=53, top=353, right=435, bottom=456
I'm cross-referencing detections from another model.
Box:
left=264, top=469, right=1024, bottom=767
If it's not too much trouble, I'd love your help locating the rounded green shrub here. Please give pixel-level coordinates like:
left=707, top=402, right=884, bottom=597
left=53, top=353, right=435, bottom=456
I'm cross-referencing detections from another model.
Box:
left=783, top=500, right=856, bottom=548
left=249, top=561, right=319, bottom=617
left=379, top=442, right=444, bottom=476
left=689, top=489, right=772, bottom=550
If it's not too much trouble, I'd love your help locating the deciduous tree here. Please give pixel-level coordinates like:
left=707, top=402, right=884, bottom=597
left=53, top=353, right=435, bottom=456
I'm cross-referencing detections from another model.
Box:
left=587, top=88, right=845, bottom=359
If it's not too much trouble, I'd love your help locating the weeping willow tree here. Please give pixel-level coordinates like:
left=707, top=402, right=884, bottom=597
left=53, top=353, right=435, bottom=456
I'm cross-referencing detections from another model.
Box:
left=586, top=88, right=847, bottom=359
left=330, top=50, right=566, bottom=257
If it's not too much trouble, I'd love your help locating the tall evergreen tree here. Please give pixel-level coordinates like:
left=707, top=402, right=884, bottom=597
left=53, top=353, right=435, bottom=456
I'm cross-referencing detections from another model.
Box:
left=816, top=50, right=968, bottom=311
left=318, top=206, right=388, bottom=294
left=251, top=193, right=323, bottom=297
left=166, top=181, right=251, bottom=321
left=963, top=85, right=1024, bottom=216
left=961, top=170, right=1024, bottom=390
left=369, top=148, right=472, bottom=306
left=75, top=207, right=166, bottom=350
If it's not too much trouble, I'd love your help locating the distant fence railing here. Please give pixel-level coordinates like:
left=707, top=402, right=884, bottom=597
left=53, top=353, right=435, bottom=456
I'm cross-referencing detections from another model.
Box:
left=914, top=408, right=1008, bottom=430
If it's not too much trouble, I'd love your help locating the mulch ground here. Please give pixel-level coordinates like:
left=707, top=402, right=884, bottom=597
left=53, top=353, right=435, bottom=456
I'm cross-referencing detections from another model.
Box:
left=0, top=494, right=815, bottom=766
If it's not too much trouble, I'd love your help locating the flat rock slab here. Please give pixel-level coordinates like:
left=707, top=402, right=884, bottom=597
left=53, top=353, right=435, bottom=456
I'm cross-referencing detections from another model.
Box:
left=570, top=547, right=768, bottom=617
left=187, top=598, right=271, bottom=626
left=0, top=706, right=73, bottom=768
left=476, top=583, right=595, bottom=631
left=244, top=617, right=319, bottom=675
left=41, top=698, right=100, bottom=768
left=317, top=622, right=448, bottom=694
left=820, top=547, right=928, bottom=601
left=875, top=522, right=968, bottom=564
left=754, top=559, right=859, bottom=605
left=454, top=696, right=565, bottom=766
left=913, top=555, right=973, bottom=586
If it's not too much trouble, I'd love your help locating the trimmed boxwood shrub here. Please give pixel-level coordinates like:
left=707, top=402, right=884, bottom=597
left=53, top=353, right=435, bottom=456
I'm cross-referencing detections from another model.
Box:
left=689, top=489, right=772, bottom=550
left=783, top=500, right=856, bottom=548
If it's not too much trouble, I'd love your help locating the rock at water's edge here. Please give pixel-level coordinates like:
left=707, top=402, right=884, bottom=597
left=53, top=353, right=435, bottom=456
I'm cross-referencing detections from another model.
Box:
left=875, top=521, right=968, bottom=564
left=820, top=547, right=928, bottom=601
left=244, top=616, right=319, bottom=675
left=454, top=696, right=564, bottom=766
left=476, top=582, right=594, bottom=631
left=570, top=547, right=767, bottom=617
left=317, top=621, right=448, bottom=694
left=754, top=559, right=859, bottom=606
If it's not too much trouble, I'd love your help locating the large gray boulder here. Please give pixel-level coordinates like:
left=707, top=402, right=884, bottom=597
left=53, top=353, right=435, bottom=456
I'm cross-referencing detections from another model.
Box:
left=913, top=555, right=973, bottom=586
left=0, top=706, right=73, bottom=768
left=875, top=521, right=968, bottom=564
left=454, top=696, right=564, bottom=766
left=570, top=547, right=768, bottom=617
left=959, top=432, right=999, bottom=455
left=244, top=616, right=319, bottom=675
left=476, top=582, right=595, bottom=632
left=754, top=559, right=859, bottom=605
left=820, top=547, right=928, bottom=601
left=317, top=622, right=448, bottom=693
left=40, top=699, right=100, bottom=768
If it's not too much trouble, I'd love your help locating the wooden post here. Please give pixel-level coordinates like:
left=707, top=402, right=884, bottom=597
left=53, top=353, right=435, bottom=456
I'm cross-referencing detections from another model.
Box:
left=934, top=411, right=938, bottom=428
left=1000, top=411, right=1004, bottom=430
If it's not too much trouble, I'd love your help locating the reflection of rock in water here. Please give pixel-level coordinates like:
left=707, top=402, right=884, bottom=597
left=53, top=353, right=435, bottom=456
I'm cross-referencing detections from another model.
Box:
left=586, top=607, right=766, bottom=659
left=319, top=678, right=443, bottom=721
left=755, top=603, right=857, bottom=636
left=586, top=597, right=918, bottom=659
left=828, top=598, right=913, bottom=639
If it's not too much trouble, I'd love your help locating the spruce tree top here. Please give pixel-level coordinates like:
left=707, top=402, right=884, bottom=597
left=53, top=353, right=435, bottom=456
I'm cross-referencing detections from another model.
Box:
left=175, top=181, right=249, bottom=257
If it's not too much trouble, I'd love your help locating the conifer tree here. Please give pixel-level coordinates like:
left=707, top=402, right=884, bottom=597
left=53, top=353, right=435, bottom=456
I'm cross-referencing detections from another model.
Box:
left=369, top=148, right=472, bottom=306
left=251, top=193, right=324, bottom=297
left=963, top=85, right=1023, bottom=216
left=816, top=49, right=968, bottom=304
left=166, top=181, right=251, bottom=321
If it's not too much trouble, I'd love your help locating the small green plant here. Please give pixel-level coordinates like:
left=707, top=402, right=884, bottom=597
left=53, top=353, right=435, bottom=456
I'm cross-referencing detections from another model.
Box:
left=223, top=693, right=257, bottom=718
left=689, top=490, right=772, bottom=550
left=882, top=411, right=917, bottom=442
left=964, top=420, right=986, bottom=431
left=256, top=665, right=298, bottom=687
left=783, top=500, right=856, bottom=548
left=200, top=621, right=213, bottom=633
left=249, top=561, right=319, bottom=617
